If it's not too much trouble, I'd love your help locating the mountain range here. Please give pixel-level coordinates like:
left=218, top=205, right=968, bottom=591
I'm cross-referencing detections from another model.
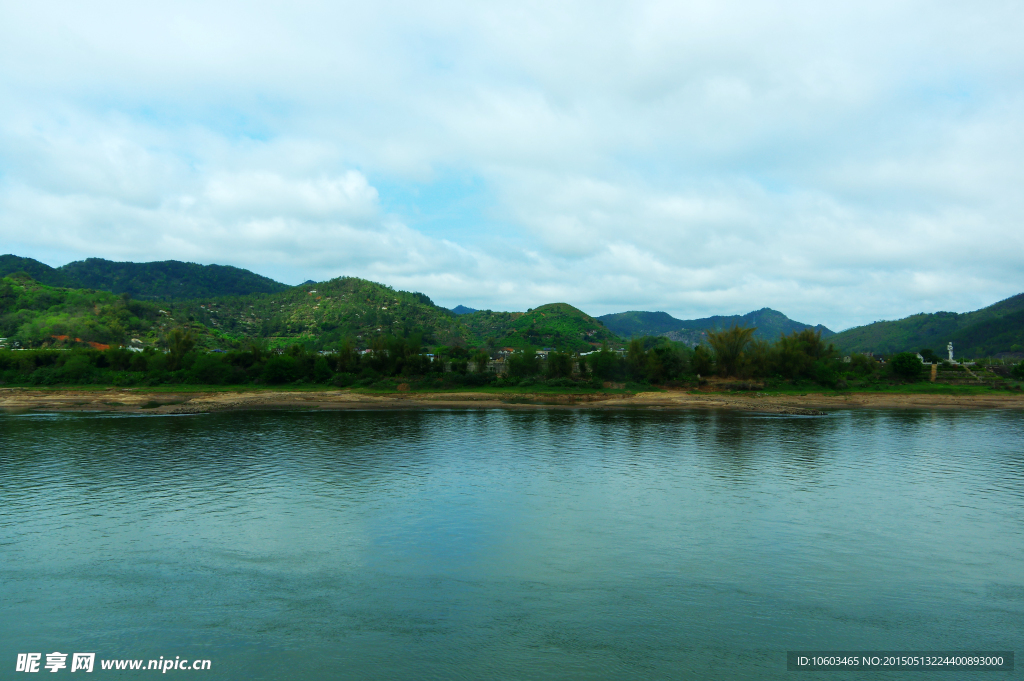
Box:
left=0, top=255, right=289, bottom=300
left=2, top=254, right=1021, bottom=357
left=599, top=308, right=833, bottom=345
left=827, top=293, right=1024, bottom=358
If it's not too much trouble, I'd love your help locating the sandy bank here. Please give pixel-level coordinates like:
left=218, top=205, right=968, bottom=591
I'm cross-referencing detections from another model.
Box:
left=2, top=387, right=1023, bottom=415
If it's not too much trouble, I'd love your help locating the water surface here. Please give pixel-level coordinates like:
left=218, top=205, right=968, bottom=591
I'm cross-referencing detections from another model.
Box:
left=1, top=409, right=1022, bottom=679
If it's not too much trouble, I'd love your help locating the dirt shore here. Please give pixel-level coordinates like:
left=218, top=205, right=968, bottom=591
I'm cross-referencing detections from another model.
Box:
left=2, top=387, right=1023, bottom=415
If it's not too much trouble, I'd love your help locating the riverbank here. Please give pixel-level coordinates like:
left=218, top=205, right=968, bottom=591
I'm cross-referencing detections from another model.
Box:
left=3, top=387, right=1023, bottom=415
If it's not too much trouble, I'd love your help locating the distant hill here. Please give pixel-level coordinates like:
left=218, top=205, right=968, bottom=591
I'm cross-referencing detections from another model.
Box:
left=830, top=293, right=1024, bottom=357
left=450, top=305, right=478, bottom=315
left=1, top=270, right=468, bottom=351
left=460, top=303, right=621, bottom=352
left=172, top=276, right=468, bottom=349
left=0, top=273, right=159, bottom=347
left=0, top=255, right=290, bottom=300
left=600, top=308, right=833, bottom=344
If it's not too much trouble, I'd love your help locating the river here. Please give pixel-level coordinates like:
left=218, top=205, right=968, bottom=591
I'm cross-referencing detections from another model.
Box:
left=1, top=409, right=1021, bottom=679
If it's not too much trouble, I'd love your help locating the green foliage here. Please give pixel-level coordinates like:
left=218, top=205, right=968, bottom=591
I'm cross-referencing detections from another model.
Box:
left=599, top=308, right=833, bottom=342
left=691, top=345, right=714, bottom=375
left=472, top=350, right=490, bottom=374
left=460, top=302, right=620, bottom=352
left=706, top=325, right=756, bottom=377
left=848, top=354, right=876, bottom=375
left=169, top=276, right=469, bottom=351
left=831, top=293, right=1024, bottom=357
left=589, top=344, right=621, bottom=380
left=0, top=255, right=289, bottom=301
left=1010, top=363, right=1024, bottom=380
left=546, top=352, right=573, bottom=378
left=165, top=328, right=195, bottom=371
left=0, top=275, right=159, bottom=348
left=507, top=349, right=540, bottom=378
left=772, top=329, right=835, bottom=379
left=889, top=352, right=924, bottom=381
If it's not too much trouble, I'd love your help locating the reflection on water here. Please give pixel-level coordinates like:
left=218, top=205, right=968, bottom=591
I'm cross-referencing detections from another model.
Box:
left=1, top=409, right=1022, bottom=680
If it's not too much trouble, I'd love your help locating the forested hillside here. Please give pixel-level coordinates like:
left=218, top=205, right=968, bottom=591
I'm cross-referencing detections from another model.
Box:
left=600, top=308, right=833, bottom=343
left=830, top=293, right=1024, bottom=357
left=172, top=277, right=468, bottom=349
left=459, top=303, right=620, bottom=352
left=6, top=250, right=1019, bottom=359
left=0, top=271, right=623, bottom=353
left=0, top=274, right=160, bottom=347
left=0, top=255, right=290, bottom=300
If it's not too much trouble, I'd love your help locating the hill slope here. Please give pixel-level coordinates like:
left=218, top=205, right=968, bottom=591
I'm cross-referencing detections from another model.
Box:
left=171, top=277, right=469, bottom=349
left=0, top=274, right=160, bottom=348
left=460, top=303, right=621, bottom=352
left=831, top=293, right=1024, bottom=357
left=0, top=255, right=290, bottom=300
left=600, top=308, right=833, bottom=344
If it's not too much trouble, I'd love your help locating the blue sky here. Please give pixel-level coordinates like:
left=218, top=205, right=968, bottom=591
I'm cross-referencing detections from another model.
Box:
left=1, top=0, right=1022, bottom=330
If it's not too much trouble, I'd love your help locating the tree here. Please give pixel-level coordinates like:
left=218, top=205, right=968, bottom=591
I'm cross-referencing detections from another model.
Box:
left=589, top=343, right=620, bottom=380
left=472, top=350, right=490, bottom=374
left=691, top=345, right=714, bottom=376
left=775, top=329, right=834, bottom=379
left=546, top=351, right=573, bottom=379
left=889, top=352, right=923, bottom=381
left=165, top=327, right=195, bottom=371
left=744, top=339, right=773, bottom=377
left=706, top=325, right=756, bottom=377
left=626, top=338, right=647, bottom=380
left=508, top=348, right=539, bottom=378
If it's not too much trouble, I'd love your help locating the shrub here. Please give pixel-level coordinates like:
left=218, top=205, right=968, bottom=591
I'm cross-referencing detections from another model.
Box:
left=812, top=359, right=840, bottom=387
left=546, top=352, right=573, bottom=379
left=889, top=352, right=924, bottom=381
left=262, top=355, right=297, bottom=384
left=190, top=354, right=231, bottom=384
left=691, top=345, right=714, bottom=376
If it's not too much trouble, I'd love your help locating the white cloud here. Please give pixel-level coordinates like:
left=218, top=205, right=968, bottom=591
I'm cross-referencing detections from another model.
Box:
left=1, top=0, right=1023, bottom=330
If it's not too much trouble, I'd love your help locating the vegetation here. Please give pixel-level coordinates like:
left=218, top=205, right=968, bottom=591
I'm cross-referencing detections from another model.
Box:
left=1, top=323, right=1020, bottom=395
left=888, top=352, right=925, bottom=380
left=169, top=276, right=468, bottom=350
left=0, top=255, right=290, bottom=301
left=599, top=307, right=834, bottom=342
left=831, top=293, right=1024, bottom=357
left=458, top=303, right=618, bottom=353
left=0, top=274, right=159, bottom=347
left=705, top=326, right=756, bottom=377
left=2, top=252, right=1021, bottom=385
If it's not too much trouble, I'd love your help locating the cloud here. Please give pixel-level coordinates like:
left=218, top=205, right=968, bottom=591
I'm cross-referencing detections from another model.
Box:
left=1, top=0, right=1023, bottom=329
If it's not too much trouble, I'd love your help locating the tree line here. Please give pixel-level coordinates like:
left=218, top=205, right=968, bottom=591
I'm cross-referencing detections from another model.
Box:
left=3, top=324, right=995, bottom=389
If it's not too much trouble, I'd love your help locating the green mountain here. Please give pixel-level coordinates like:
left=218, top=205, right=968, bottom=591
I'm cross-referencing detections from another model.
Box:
left=0, top=272, right=465, bottom=351
left=0, top=255, right=290, bottom=301
left=831, top=293, right=1024, bottom=357
left=0, top=267, right=619, bottom=353
left=458, top=303, right=621, bottom=352
left=600, top=308, right=833, bottom=344
left=0, top=273, right=160, bottom=347
left=170, top=276, right=468, bottom=349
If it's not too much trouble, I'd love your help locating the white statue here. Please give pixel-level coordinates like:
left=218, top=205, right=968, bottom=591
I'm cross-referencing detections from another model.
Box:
left=947, top=342, right=954, bottom=362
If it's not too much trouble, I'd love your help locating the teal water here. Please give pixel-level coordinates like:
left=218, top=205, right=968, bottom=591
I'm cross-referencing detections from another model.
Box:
left=1, top=409, right=1022, bottom=679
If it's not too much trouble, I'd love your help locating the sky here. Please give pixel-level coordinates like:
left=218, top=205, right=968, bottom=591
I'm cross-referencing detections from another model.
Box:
left=1, top=0, right=1022, bottom=331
